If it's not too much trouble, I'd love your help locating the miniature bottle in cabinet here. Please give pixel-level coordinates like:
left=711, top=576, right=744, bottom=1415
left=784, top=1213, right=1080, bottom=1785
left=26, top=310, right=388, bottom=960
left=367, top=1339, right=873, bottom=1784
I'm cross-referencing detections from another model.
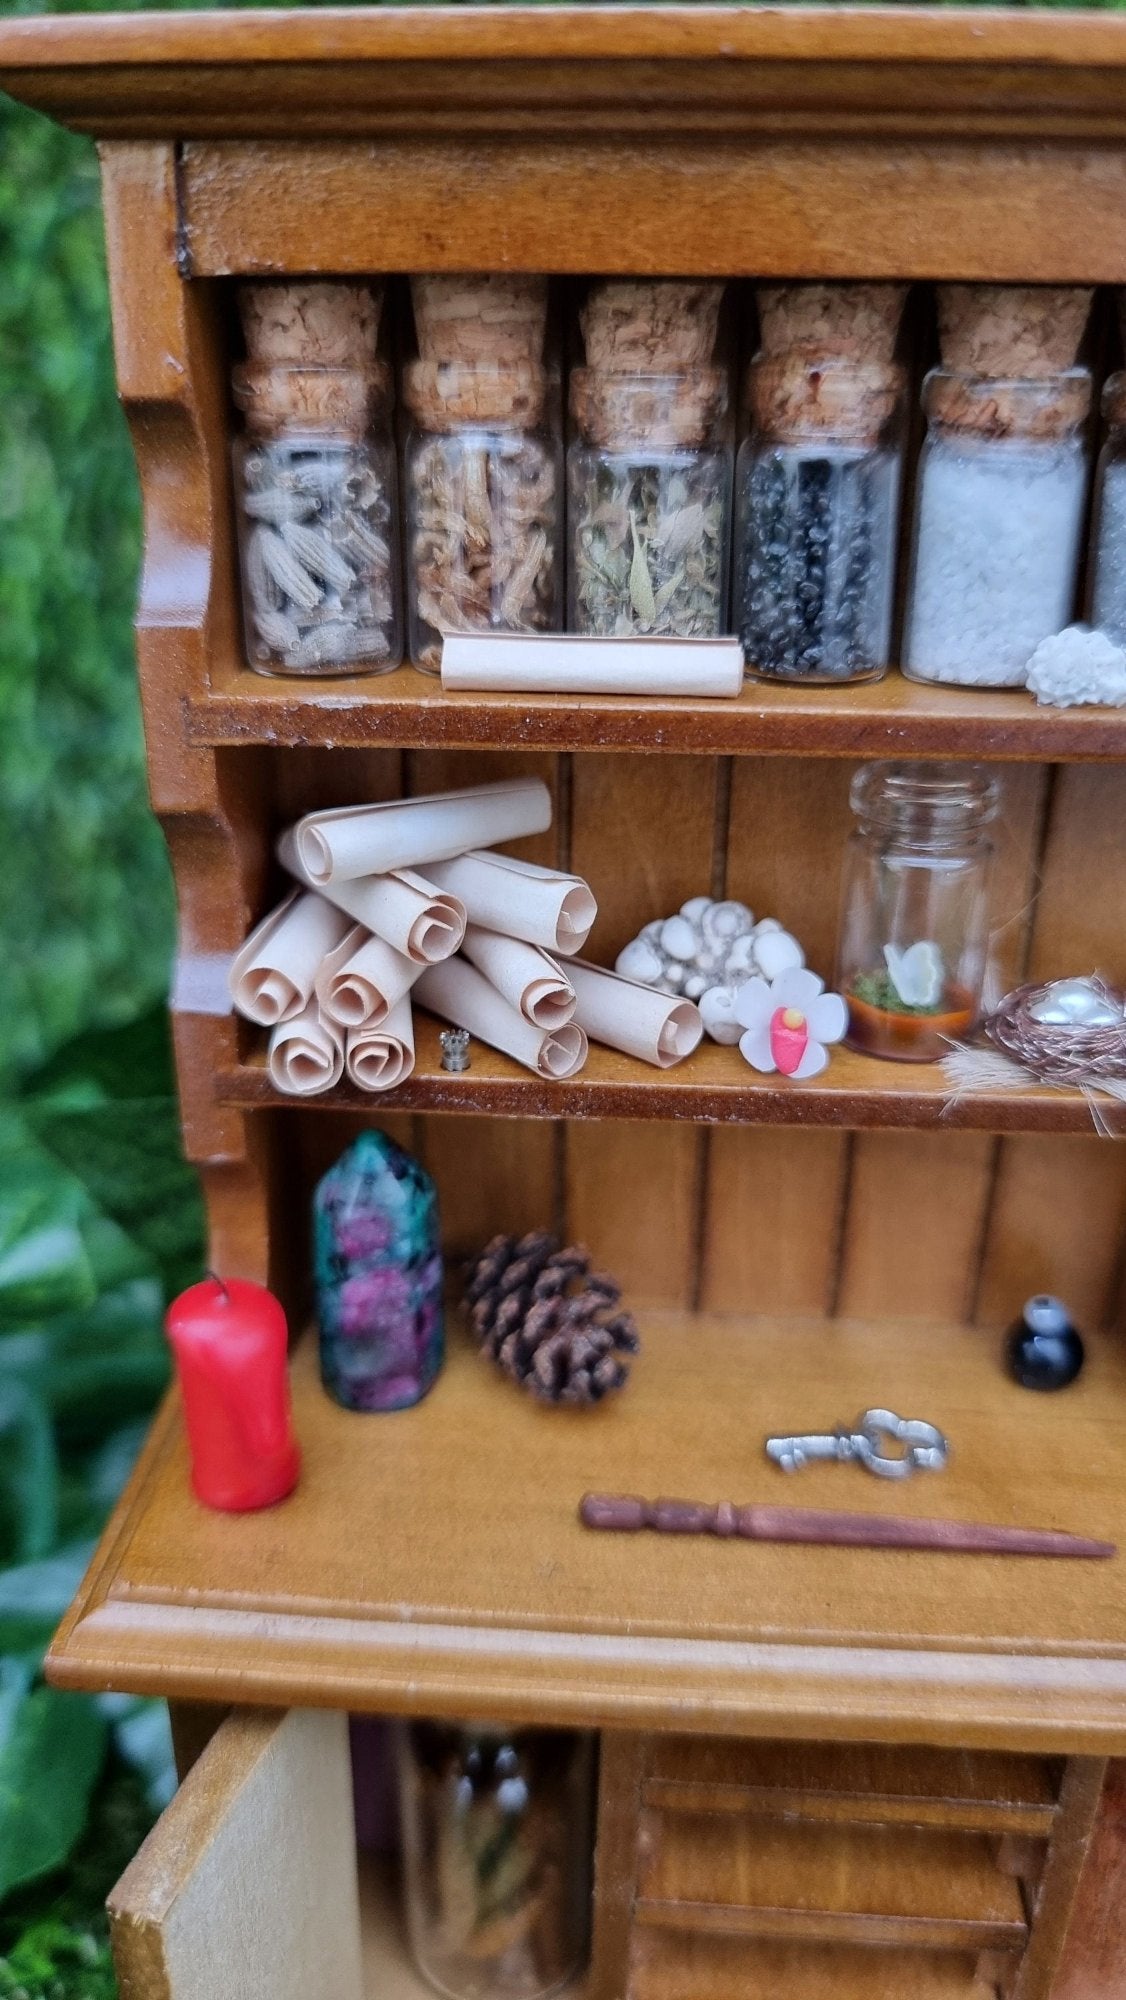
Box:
left=1090, top=373, right=1126, bottom=646
left=403, top=275, right=562, bottom=674
left=836, top=761, right=998, bottom=1062
left=903, top=368, right=1091, bottom=687
left=232, top=280, right=402, bottom=678
left=735, top=356, right=904, bottom=683
left=568, top=280, right=731, bottom=638
left=398, top=1719, right=595, bottom=2000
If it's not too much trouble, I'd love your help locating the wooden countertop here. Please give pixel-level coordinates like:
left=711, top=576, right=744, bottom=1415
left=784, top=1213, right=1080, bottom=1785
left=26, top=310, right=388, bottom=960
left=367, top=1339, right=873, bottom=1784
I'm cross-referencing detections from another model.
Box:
left=47, top=1306, right=1126, bottom=1752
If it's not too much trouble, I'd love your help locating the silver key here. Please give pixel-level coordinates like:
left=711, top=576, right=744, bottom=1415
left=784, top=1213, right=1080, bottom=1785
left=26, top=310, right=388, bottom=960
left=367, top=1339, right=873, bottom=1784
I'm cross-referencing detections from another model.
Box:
left=765, top=1408, right=948, bottom=1480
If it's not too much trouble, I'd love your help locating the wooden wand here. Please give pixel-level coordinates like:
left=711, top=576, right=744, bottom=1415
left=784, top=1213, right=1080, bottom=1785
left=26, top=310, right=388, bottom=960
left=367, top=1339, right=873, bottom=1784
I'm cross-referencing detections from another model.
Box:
left=579, top=1493, right=1115, bottom=1559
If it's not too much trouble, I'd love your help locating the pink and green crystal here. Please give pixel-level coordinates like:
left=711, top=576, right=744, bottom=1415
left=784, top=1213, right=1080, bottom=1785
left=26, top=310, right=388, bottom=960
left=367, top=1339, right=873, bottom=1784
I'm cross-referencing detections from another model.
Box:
left=314, top=1131, right=444, bottom=1412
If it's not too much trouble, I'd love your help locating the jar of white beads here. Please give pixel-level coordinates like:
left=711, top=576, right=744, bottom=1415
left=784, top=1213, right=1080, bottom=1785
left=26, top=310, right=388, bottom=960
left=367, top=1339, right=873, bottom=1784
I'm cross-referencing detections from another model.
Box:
left=903, top=368, right=1091, bottom=689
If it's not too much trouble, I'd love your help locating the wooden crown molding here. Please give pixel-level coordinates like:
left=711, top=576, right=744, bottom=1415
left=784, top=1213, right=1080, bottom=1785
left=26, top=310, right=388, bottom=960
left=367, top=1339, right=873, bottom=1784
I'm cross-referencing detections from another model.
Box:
left=5, top=7, right=1126, bottom=141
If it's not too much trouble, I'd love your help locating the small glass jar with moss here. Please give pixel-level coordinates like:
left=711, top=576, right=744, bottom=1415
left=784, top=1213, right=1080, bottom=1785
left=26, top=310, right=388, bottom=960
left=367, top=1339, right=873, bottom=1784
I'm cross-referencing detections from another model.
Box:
left=836, top=761, right=998, bottom=1062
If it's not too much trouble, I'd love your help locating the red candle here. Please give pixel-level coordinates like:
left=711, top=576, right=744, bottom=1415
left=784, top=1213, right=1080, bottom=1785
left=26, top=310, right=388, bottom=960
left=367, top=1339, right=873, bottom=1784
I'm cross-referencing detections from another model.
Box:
left=165, top=1275, right=300, bottom=1512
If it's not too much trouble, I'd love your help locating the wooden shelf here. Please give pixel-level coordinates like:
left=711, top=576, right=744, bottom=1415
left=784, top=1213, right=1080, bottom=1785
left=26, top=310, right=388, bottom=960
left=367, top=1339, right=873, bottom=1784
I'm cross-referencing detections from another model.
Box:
left=217, top=1014, right=1112, bottom=1135
left=46, top=1308, right=1126, bottom=1749
left=186, top=660, right=1126, bottom=762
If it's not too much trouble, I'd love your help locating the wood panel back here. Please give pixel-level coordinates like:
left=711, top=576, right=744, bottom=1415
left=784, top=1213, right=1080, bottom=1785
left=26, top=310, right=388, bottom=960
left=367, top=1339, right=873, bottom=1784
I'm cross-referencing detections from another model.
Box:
left=976, top=762, right=1126, bottom=1329
left=567, top=756, right=716, bottom=1306
left=699, top=757, right=852, bottom=1314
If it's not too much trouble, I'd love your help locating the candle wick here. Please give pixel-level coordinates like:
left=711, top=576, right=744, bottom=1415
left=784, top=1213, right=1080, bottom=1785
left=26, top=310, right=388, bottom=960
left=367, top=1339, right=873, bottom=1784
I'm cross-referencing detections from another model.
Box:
left=205, top=1269, right=231, bottom=1304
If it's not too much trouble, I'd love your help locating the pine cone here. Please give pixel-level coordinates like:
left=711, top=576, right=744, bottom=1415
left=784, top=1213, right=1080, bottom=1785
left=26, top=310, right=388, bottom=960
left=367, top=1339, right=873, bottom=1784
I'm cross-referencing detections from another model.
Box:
left=463, top=1232, right=640, bottom=1407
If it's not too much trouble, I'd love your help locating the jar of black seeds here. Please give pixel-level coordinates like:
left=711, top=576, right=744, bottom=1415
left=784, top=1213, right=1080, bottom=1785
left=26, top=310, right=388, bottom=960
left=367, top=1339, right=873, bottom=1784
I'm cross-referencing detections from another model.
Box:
left=735, top=355, right=905, bottom=684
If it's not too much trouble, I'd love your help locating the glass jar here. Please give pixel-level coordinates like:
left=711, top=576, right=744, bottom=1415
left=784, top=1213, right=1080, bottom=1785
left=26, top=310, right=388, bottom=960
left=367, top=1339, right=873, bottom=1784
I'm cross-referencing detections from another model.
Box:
left=903, top=369, right=1091, bottom=688
left=1089, top=372, right=1126, bottom=645
left=836, top=762, right=999, bottom=1062
left=397, top=1719, right=595, bottom=2000
left=735, top=356, right=904, bottom=683
left=232, top=362, right=402, bottom=677
left=403, top=360, right=562, bottom=674
left=567, top=370, right=732, bottom=637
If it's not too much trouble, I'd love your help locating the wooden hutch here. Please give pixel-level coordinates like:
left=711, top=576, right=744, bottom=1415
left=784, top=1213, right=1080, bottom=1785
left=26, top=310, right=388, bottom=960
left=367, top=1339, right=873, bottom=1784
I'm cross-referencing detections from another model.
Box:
left=2, top=9, right=1126, bottom=1996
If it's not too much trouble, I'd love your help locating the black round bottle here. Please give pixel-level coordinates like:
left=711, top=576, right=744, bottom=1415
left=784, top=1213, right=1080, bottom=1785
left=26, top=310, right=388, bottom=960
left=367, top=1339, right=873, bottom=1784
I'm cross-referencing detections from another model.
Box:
left=1006, top=1295, right=1085, bottom=1392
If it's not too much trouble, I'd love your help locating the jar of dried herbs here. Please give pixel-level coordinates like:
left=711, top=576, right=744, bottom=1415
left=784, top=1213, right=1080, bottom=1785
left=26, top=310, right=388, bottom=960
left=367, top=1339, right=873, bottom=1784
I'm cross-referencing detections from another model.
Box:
left=404, top=275, right=562, bottom=675
left=735, top=356, right=905, bottom=682
left=232, top=281, right=402, bottom=677
left=567, top=280, right=731, bottom=638
left=836, top=761, right=998, bottom=1063
left=398, top=1719, right=595, bottom=2000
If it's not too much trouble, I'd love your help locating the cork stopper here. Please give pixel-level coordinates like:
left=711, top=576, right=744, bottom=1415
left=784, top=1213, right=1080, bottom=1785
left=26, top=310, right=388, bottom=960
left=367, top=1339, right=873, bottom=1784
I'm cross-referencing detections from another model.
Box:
left=937, top=286, right=1093, bottom=378
left=233, top=360, right=389, bottom=436
left=410, top=275, right=547, bottom=365
left=749, top=356, right=904, bottom=447
left=239, top=282, right=382, bottom=367
left=404, top=358, right=547, bottom=432
left=570, top=367, right=727, bottom=452
left=755, top=283, right=907, bottom=363
left=580, top=281, right=723, bottom=371
left=924, top=366, right=1091, bottom=441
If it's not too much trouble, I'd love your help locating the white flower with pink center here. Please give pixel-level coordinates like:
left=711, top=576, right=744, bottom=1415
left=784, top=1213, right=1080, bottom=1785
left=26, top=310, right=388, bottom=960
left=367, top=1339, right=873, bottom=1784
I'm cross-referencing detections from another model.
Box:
left=734, top=967, right=848, bottom=1080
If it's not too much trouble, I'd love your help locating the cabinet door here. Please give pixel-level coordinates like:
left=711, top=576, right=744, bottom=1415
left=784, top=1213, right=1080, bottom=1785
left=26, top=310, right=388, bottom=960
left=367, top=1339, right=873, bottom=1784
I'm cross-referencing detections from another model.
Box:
left=108, top=1707, right=365, bottom=2000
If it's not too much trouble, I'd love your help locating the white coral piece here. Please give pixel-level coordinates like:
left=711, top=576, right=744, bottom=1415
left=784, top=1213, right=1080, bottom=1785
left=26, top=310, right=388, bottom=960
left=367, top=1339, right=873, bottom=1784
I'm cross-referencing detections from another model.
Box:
left=614, top=898, right=807, bottom=1042
left=1025, top=624, right=1126, bottom=708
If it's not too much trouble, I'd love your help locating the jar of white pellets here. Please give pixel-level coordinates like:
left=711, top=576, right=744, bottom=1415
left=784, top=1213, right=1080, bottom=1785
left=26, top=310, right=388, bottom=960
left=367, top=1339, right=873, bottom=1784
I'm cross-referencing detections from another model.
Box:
left=903, top=368, right=1091, bottom=688
left=1090, top=372, right=1126, bottom=646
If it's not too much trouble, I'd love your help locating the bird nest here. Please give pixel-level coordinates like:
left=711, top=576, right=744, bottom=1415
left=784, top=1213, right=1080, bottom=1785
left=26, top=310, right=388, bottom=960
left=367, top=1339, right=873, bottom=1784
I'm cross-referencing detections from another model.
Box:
left=986, top=980, right=1126, bottom=1086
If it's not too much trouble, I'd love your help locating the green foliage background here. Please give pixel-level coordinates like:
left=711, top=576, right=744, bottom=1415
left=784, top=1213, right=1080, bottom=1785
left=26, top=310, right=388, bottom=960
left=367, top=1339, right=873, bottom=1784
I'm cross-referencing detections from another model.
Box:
left=0, top=68, right=203, bottom=2000
left=4, top=0, right=1126, bottom=1988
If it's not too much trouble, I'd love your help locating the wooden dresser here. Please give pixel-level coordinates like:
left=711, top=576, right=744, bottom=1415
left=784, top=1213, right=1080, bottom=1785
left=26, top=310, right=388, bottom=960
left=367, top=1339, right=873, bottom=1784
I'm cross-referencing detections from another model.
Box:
left=2, top=10, right=1126, bottom=1997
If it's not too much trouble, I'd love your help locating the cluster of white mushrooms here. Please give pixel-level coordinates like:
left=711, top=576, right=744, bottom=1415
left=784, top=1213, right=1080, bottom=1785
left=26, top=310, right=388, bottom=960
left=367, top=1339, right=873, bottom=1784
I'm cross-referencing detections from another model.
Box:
left=615, top=897, right=806, bottom=1044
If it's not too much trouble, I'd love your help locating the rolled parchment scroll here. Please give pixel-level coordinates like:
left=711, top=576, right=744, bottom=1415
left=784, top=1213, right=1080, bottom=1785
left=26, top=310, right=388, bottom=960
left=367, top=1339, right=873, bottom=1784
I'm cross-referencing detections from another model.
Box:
left=565, top=959, right=704, bottom=1068
left=316, top=925, right=421, bottom=1031
left=346, top=996, right=415, bottom=1093
left=267, top=1000, right=344, bottom=1096
left=461, top=925, right=576, bottom=1030
left=442, top=633, right=744, bottom=698
left=416, top=958, right=588, bottom=1080
left=229, top=889, right=351, bottom=1026
left=278, top=830, right=464, bottom=963
left=426, top=851, right=597, bottom=956
left=294, top=778, right=553, bottom=886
